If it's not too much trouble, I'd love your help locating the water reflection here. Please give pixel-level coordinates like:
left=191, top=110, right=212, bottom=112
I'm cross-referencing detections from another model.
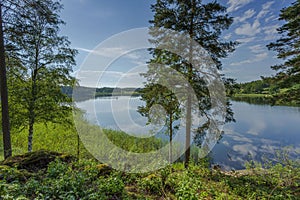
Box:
left=212, top=101, right=300, bottom=170
left=231, top=96, right=275, bottom=105
left=76, top=97, right=300, bottom=170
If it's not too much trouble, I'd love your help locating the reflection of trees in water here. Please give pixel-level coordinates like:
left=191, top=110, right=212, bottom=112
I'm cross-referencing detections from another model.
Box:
left=231, top=97, right=275, bottom=105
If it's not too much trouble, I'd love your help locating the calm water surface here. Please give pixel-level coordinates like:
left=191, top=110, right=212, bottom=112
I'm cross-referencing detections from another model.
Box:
left=77, top=96, right=300, bottom=170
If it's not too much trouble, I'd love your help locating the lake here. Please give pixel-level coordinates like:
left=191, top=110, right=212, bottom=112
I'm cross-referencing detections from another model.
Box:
left=76, top=96, right=300, bottom=170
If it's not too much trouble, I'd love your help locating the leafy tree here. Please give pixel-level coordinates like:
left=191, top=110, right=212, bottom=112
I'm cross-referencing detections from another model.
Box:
left=5, top=0, right=77, bottom=152
left=267, top=0, right=300, bottom=102
left=145, top=0, right=237, bottom=167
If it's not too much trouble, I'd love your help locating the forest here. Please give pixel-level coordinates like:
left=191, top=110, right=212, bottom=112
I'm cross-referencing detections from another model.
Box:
left=0, top=0, right=299, bottom=199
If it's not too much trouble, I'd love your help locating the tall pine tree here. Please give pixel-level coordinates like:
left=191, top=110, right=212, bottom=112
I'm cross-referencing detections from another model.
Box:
left=145, top=0, right=237, bottom=167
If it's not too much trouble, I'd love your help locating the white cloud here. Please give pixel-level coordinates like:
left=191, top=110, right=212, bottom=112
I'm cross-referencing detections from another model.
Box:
left=222, top=140, right=230, bottom=146
left=76, top=47, right=128, bottom=58
left=263, top=25, right=278, bottom=35
left=224, top=33, right=233, bottom=40
left=263, top=1, right=275, bottom=10
left=235, top=9, right=256, bottom=23
left=233, top=144, right=258, bottom=157
left=254, top=52, right=268, bottom=60
left=227, top=0, right=254, bottom=12
left=247, top=120, right=266, bottom=135
left=265, top=15, right=277, bottom=23
left=233, top=1, right=276, bottom=39
left=230, top=52, right=268, bottom=66
left=257, top=1, right=275, bottom=19
left=249, top=44, right=265, bottom=53
left=263, top=25, right=280, bottom=41
left=235, top=19, right=261, bottom=36
left=76, top=47, right=96, bottom=54
left=236, top=37, right=256, bottom=43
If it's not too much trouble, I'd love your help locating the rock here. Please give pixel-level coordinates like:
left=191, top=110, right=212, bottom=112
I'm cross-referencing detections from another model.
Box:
left=0, top=150, right=76, bottom=173
left=96, top=163, right=113, bottom=175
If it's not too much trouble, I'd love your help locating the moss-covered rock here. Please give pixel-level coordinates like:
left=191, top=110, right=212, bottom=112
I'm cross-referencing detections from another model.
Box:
left=96, top=163, right=113, bottom=175
left=0, top=165, right=33, bottom=182
left=0, top=150, right=76, bottom=172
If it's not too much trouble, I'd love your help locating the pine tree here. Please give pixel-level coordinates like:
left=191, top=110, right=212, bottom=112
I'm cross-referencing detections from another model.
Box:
left=145, top=0, right=237, bottom=167
left=267, top=0, right=300, bottom=103
left=139, top=83, right=180, bottom=163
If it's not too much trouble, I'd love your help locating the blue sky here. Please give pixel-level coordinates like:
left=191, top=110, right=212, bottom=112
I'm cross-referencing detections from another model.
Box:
left=60, top=0, right=295, bottom=86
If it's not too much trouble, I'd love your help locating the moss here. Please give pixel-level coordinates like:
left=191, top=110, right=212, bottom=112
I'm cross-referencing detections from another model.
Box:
left=96, top=163, right=113, bottom=175
left=0, top=165, right=33, bottom=183
left=0, top=150, right=76, bottom=173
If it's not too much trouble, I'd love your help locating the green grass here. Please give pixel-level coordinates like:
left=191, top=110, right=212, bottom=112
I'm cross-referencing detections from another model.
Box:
left=0, top=119, right=165, bottom=161
left=233, top=93, right=273, bottom=98
left=0, top=122, right=87, bottom=161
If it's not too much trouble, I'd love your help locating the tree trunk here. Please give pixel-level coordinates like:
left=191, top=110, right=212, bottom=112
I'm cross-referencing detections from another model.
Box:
left=185, top=53, right=194, bottom=168
left=77, top=133, right=80, bottom=159
left=184, top=94, right=192, bottom=168
left=28, top=112, right=34, bottom=152
left=184, top=0, right=196, bottom=168
left=0, top=3, right=12, bottom=159
left=169, top=113, right=173, bottom=163
left=28, top=73, right=37, bottom=152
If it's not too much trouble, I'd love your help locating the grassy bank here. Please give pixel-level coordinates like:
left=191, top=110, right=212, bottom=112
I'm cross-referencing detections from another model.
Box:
left=233, top=94, right=273, bottom=98
left=0, top=120, right=165, bottom=161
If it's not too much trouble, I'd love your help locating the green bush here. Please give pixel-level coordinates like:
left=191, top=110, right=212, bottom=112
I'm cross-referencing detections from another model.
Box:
left=138, top=173, right=163, bottom=195
left=97, top=175, right=126, bottom=198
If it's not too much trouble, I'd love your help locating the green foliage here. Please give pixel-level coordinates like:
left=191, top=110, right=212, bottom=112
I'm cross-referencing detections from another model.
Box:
left=232, top=76, right=300, bottom=106
left=267, top=0, right=300, bottom=77
left=266, top=0, right=300, bottom=105
left=138, top=174, right=164, bottom=195
left=4, top=0, right=78, bottom=152
left=97, top=175, right=126, bottom=198
left=0, top=151, right=299, bottom=199
left=245, top=149, right=300, bottom=191
left=235, top=80, right=272, bottom=94
left=104, top=129, right=165, bottom=153
left=0, top=159, right=126, bottom=200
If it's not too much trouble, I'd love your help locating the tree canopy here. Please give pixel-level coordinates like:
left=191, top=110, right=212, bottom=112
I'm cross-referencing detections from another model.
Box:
left=4, top=0, right=77, bottom=152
